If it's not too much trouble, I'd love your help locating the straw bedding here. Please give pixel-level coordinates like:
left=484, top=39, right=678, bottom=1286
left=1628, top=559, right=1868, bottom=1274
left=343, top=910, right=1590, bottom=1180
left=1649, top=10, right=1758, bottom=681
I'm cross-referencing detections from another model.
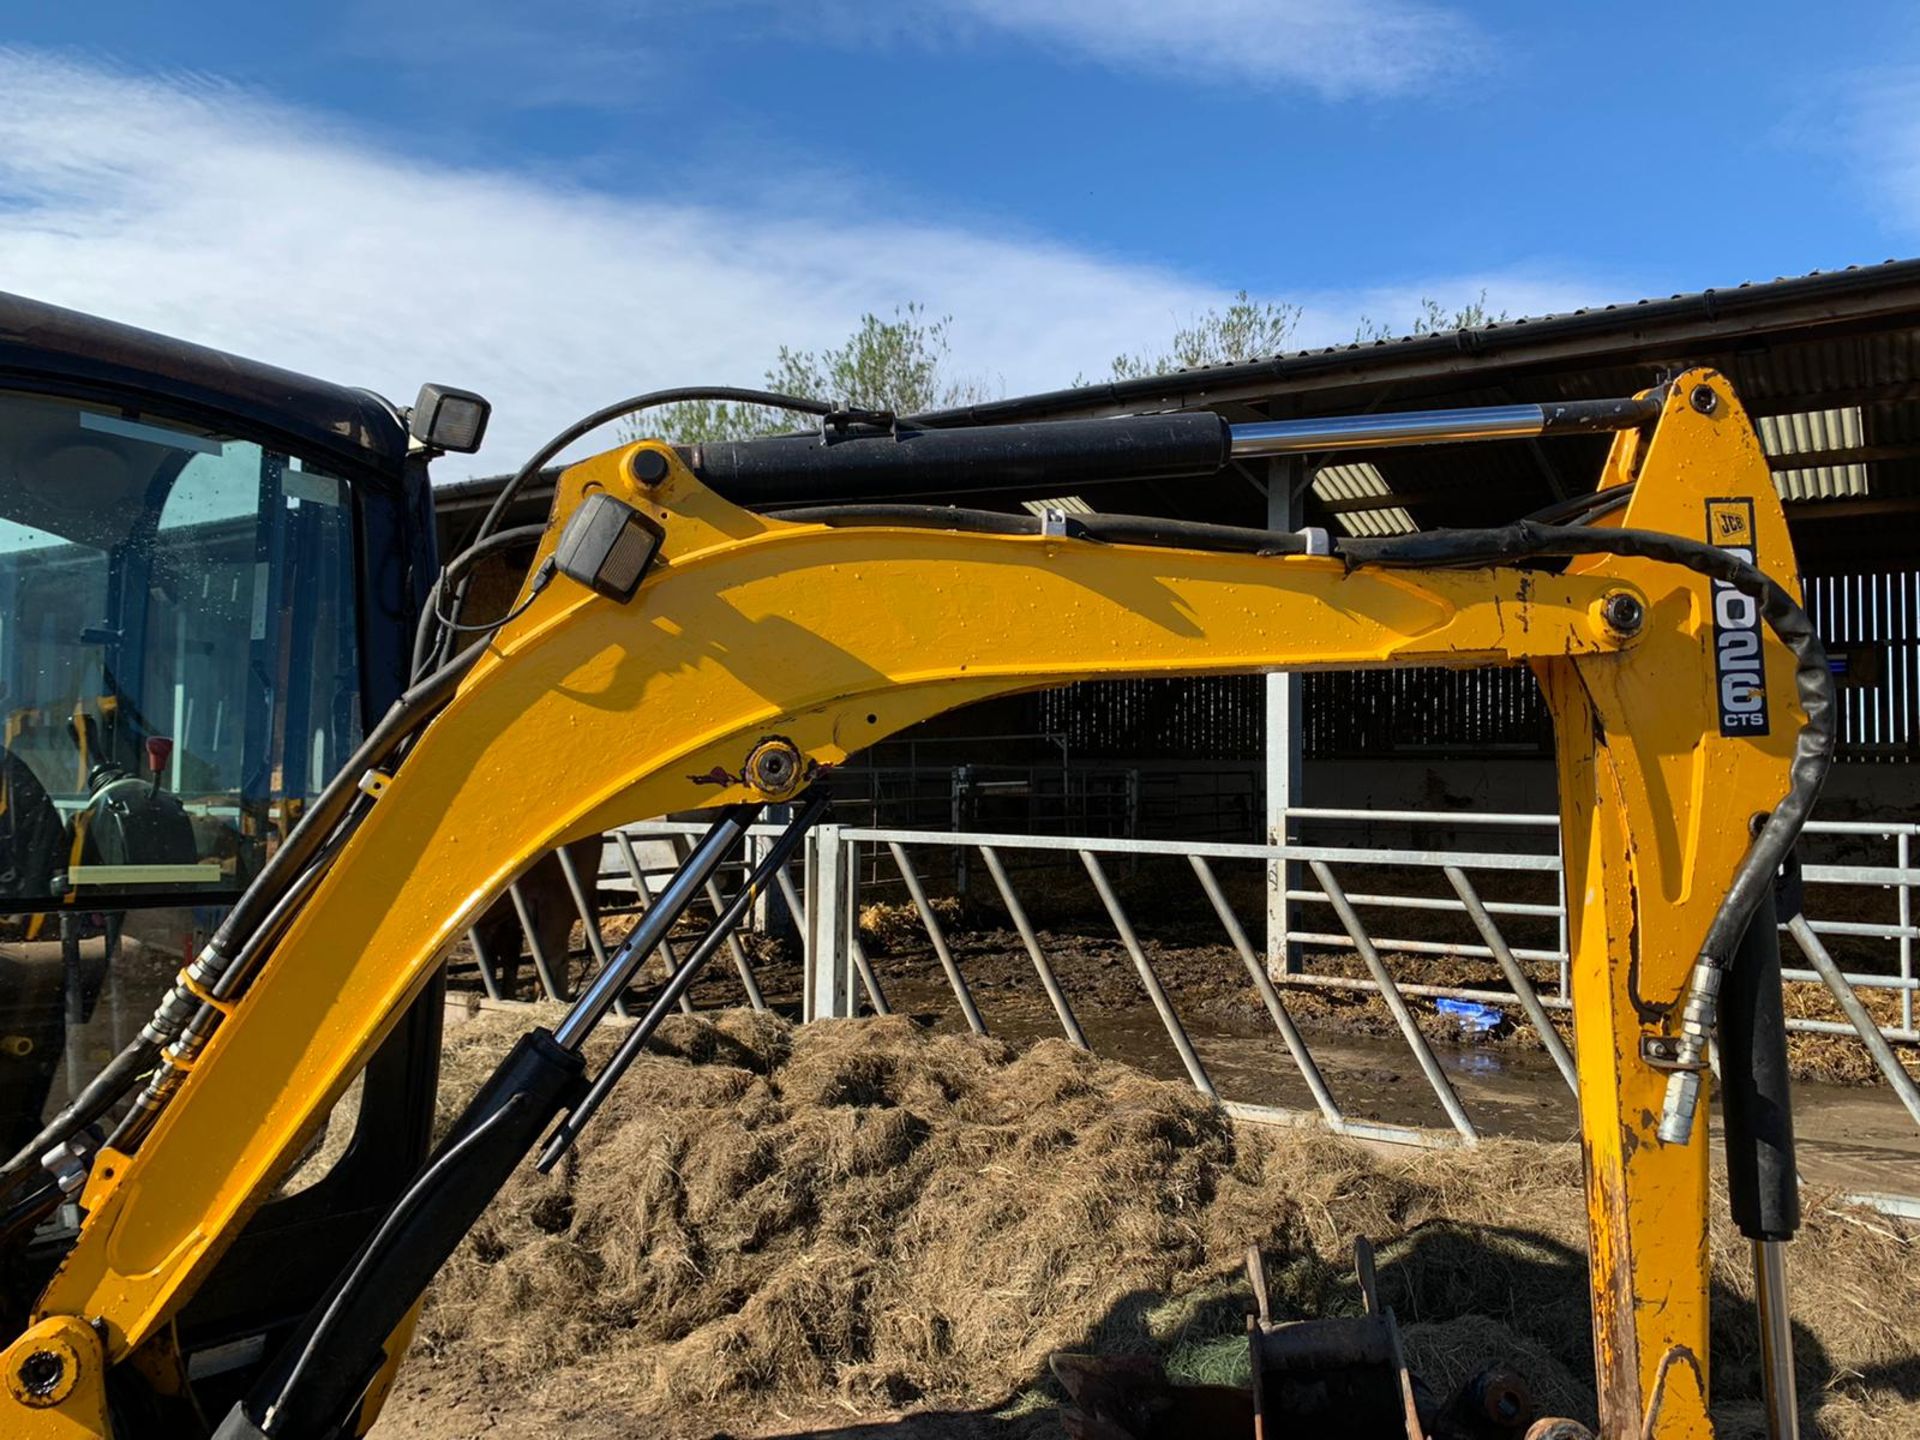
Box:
left=374, top=1006, right=1919, bottom=1439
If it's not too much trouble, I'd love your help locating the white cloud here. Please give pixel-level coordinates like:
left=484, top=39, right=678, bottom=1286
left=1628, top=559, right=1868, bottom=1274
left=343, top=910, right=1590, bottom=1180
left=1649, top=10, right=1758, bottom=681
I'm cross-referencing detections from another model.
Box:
left=348, top=0, right=1488, bottom=107
left=0, top=50, right=1600, bottom=483
left=1835, top=68, right=1920, bottom=235
left=0, top=49, right=1231, bottom=477
left=944, top=0, right=1485, bottom=98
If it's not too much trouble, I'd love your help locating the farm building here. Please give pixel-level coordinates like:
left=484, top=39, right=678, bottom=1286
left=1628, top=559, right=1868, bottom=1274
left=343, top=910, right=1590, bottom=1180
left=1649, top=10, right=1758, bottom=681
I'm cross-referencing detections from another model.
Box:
left=438, top=261, right=1920, bottom=852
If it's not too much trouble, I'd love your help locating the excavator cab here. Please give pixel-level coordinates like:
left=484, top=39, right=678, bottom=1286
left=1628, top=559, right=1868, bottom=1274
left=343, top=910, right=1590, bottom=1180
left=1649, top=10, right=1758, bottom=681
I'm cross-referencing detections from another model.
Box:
left=0, top=291, right=476, bottom=1405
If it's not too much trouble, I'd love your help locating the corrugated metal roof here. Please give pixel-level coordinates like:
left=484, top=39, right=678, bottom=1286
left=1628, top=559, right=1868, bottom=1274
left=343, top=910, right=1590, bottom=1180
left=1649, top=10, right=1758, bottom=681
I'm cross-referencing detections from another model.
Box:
left=1312, top=462, right=1416, bottom=537
left=1758, top=407, right=1870, bottom=501
left=452, top=260, right=1920, bottom=570
left=912, top=259, right=1920, bottom=430
left=1019, top=495, right=1095, bottom=517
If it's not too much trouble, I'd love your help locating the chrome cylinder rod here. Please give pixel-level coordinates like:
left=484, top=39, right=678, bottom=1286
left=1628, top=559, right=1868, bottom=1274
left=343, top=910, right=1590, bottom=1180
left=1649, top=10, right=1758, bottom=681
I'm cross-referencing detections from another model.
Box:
left=537, top=793, right=826, bottom=1168
left=550, top=802, right=761, bottom=1050
left=1754, top=1239, right=1800, bottom=1440
left=1228, top=395, right=1661, bottom=458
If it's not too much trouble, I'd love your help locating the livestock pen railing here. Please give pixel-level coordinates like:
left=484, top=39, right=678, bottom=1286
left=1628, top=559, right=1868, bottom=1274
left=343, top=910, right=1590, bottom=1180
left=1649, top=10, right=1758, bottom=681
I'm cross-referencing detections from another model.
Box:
left=450, top=808, right=1920, bottom=1210
left=1272, top=808, right=1918, bottom=1042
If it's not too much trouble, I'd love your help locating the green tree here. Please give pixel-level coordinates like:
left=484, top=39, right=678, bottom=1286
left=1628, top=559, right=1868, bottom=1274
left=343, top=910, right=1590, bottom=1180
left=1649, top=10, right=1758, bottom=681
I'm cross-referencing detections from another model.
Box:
left=645, top=305, right=989, bottom=444
left=1352, top=289, right=1508, bottom=344
left=1101, top=290, right=1301, bottom=381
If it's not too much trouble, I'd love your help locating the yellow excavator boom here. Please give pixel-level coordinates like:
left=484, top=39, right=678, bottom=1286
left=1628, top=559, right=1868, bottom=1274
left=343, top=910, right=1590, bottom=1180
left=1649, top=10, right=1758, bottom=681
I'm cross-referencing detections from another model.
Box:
left=0, top=369, right=1820, bottom=1440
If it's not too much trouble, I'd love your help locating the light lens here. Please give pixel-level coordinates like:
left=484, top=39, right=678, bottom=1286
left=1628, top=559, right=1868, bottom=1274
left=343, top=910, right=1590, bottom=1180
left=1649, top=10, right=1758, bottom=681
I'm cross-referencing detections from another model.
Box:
left=553, top=494, right=664, bottom=602
left=410, top=383, right=492, bottom=454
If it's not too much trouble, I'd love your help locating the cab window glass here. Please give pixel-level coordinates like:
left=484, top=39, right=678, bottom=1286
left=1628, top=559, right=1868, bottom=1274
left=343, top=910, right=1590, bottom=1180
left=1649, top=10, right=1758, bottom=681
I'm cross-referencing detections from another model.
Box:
left=0, top=392, right=362, bottom=1147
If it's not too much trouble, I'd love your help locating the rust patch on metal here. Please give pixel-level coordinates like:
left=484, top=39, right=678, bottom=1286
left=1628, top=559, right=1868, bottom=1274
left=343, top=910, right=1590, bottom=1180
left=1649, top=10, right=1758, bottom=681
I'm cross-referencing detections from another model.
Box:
left=1638, top=1344, right=1704, bottom=1440
left=1585, top=1139, right=1646, bottom=1434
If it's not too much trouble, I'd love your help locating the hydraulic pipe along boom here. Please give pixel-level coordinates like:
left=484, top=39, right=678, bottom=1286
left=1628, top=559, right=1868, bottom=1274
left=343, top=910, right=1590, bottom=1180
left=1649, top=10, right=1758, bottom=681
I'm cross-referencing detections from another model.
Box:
left=686, top=395, right=1663, bottom=506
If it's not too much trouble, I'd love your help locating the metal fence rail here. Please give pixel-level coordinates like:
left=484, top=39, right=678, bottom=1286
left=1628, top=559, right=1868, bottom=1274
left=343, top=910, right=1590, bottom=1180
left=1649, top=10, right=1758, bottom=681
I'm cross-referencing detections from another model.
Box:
left=806, top=819, right=1920, bottom=1154
left=447, top=808, right=1920, bottom=1200
left=812, top=823, right=1575, bottom=1151
left=1277, top=808, right=1918, bottom=1040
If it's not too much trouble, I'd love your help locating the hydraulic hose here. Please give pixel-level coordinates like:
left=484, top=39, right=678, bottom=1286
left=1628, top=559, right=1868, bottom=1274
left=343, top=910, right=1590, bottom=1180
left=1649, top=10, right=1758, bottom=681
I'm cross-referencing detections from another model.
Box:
left=1338, top=519, right=1833, bottom=1144
left=766, top=503, right=1324, bottom=554
left=409, top=523, right=548, bottom=681
left=767, top=501, right=1833, bottom=1149
left=0, top=640, right=491, bottom=1193
left=428, top=386, right=844, bottom=674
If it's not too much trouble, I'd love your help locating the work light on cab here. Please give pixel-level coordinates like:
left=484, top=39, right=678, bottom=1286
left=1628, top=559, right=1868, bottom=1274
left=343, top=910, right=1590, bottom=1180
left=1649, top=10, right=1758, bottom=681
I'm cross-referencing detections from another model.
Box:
left=409, top=382, right=492, bottom=454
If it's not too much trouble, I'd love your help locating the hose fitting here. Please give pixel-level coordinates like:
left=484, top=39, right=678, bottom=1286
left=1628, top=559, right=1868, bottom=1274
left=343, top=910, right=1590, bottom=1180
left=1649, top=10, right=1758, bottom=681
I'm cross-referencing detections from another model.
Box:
left=1657, top=959, right=1724, bottom=1144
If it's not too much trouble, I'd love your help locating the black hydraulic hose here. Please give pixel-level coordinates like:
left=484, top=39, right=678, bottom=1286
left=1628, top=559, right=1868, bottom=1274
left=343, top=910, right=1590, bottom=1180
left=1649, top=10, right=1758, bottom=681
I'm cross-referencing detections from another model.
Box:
left=431, top=387, right=839, bottom=676
left=472, top=387, right=836, bottom=550
left=767, top=503, right=1044, bottom=535
left=1524, top=483, right=1635, bottom=528
left=0, top=640, right=490, bottom=1191
left=0, top=1039, right=159, bottom=1191
left=765, top=503, right=1319, bottom=554
left=409, top=523, right=548, bottom=681
left=1080, top=512, right=1316, bottom=554
left=1338, top=518, right=1834, bottom=973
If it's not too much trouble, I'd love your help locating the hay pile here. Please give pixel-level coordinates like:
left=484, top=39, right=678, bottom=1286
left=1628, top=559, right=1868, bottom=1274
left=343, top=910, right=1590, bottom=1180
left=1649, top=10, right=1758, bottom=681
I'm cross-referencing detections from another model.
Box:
left=378, top=1007, right=1919, bottom=1439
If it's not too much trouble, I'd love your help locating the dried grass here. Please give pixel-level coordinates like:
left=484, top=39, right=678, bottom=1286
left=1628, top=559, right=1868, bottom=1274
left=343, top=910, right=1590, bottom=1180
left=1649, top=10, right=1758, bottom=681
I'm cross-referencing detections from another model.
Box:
left=387, top=1008, right=1920, bottom=1439
left=860, top=899, right=964, bottom=955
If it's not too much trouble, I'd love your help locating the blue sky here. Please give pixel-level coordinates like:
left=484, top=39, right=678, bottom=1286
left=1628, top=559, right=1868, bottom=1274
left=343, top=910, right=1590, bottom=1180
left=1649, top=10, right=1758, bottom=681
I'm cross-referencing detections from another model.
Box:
left=3, top=3, right=1918, bottom=474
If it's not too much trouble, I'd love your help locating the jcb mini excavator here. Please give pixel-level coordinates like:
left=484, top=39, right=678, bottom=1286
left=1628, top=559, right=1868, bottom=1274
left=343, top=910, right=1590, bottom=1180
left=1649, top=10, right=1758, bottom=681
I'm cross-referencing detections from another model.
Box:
left=0, top=290, right=1826, bottom=1439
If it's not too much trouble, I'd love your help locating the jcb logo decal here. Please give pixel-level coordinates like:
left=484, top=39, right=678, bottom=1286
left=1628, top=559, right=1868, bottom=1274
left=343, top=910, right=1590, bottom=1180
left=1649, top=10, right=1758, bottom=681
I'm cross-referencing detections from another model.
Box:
left=1706, top=499, right=1767, bottom=737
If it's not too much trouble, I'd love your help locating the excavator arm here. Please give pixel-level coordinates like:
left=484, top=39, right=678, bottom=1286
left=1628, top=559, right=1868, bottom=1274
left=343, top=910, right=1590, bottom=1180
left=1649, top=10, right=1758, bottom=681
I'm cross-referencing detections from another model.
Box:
left=0, top=370, right=1821, bottom=1439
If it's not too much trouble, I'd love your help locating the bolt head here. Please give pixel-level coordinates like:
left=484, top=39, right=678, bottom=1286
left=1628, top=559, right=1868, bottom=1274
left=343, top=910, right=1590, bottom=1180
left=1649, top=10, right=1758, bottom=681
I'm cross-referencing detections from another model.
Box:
left=744, top=738, right=807, bottom=799
left=1689, top=383, right=1719, bottom=416
left=18, top=1350, right=63, bottom=1398
left=1601, top=591, right=1645, bottom=636
left=628, top=448, right=671, bottom=485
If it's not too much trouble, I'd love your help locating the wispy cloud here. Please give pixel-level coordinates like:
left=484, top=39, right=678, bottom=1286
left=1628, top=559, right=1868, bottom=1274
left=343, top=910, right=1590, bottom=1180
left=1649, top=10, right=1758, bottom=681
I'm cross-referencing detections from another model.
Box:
left=0, top=49, right=1226, bottom=475
left=943, top=0, right=1487, bottom=99
left=352, top=0, right=1489, bottom=107
left=0, top=50, right=1595, bottom=480
left=1832, top=67, right=1920, bottom=236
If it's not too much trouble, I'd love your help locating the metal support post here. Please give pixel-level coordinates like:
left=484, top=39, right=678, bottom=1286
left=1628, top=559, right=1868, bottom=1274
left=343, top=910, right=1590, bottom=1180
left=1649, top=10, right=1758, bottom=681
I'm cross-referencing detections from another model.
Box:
left=1265, top=456, right=1307, bottom=974
left=508, top=880, right=568, bottom=1002
left=751, top=803, right=795, bottom=940
left=1788, top=914, right=1920, bottom=1126
left=1902, top=831, right=1913, bottom=1035
left=1446, top=865, right=1579, bottom=1094
left=805, top=824, right=854, bottom=1021
left=980, top=844, right=1085, bottom=1047
left=1082, top=850, right=1215, bottom=1098
left=889, top=841, right=987, bottom=1034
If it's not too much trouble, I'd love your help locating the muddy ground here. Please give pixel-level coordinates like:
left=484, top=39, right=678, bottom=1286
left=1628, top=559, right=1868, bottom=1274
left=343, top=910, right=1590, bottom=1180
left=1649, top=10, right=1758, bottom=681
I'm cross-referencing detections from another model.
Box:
left=373, top=1007, right=1920, bottom=1440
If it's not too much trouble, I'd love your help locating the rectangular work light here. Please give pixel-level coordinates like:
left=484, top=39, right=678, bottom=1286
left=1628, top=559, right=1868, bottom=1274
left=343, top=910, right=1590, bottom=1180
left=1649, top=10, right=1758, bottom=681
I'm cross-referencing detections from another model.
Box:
left=553, top=493, right=665, bottom=602
left=410, top=383, right=493, bottom=454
